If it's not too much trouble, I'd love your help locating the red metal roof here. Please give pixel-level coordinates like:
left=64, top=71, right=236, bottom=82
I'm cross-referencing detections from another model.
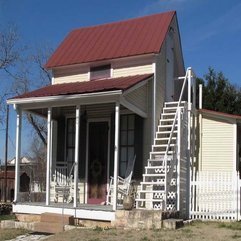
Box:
left=12, top=74, right=153, bottom=99
left=200, top=109, right=241, bottom=121
left=45, top=11, right=175, bottom=69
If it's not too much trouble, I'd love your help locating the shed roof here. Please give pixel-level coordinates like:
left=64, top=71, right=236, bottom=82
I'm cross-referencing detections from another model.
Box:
left=11, top=74, right=153, bottom=100
left=45, top=11, right=175, bottom=68
left=200, top=109, right=241, bottom=121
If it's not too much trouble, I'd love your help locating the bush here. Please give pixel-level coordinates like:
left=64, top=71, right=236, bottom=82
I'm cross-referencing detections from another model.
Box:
left=0, top=203, right=12, bottom=215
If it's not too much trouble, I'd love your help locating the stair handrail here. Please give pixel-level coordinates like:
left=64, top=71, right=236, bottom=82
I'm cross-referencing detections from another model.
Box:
left=163, top=67, right=193, bottom=209
left=163, top=68, right=190, bottom=164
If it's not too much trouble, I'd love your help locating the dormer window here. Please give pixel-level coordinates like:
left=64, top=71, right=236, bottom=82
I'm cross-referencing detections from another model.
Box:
left=90, top=64, right=111, bottom=80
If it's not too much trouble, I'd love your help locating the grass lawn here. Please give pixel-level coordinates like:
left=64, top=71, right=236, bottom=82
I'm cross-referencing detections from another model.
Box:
left=45, top=221, right=241, bottom=241
left=0, top=229, right=28, bottom=241
left=0, top=214, right=16, bottom=221
left=1, top=219, right=241, bottom=241
left=0, top=215, right=28, bottom=241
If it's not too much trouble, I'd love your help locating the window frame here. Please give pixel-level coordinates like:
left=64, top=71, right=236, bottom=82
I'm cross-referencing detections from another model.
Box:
left=119, top=114, right=135, bottom=177
left=89, top=64, right=111, bottom=80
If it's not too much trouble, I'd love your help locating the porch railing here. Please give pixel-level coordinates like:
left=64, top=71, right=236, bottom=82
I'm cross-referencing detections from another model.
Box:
left=54, top=162, right=68, bottom=185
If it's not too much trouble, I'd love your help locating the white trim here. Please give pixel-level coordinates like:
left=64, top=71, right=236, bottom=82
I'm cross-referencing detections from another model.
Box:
left=74, top=105, right=80, bottom=207
left=120, top=96, right=147, bottom=118
left=233, top=123, right=237, bottom=173
left=7, top=90, right=122, bottom=106
left=177, top=107, right=181, bottom=211
left=51, top=76, right=55, bottom=85
left=87, top=67, right=90, bottom=80
left=46, top=108, right=52, bottom=205
left=85, top=118, right=111, bottom=204
left=152, top=61, right=156, bottom=141
left=113, top=102, right=120, bottom=211
left=199, top=84, right=203, bottom=109
left=12, top=204, right=115, bottom=221
left=14, top=107, right=22, bottom=202
left=110, top=65, right=113, bottom=78
left=85, top=122, right=89, bottom=204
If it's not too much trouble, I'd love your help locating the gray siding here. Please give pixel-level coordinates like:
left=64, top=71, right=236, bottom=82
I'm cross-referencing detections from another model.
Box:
left=155, top=44, right=166, bottom=130
left=124, top=83, right=148, bottom=113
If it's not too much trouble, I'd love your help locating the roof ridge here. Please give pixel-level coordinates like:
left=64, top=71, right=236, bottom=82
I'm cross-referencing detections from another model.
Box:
left=70, top=11, right=176, bottom=33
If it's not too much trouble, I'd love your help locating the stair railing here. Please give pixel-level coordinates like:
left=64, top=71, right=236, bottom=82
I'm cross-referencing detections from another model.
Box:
left=164, top=67, right=194, bottom=209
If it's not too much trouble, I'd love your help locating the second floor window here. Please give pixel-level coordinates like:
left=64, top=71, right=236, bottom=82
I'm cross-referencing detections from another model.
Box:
left=90, top=64, right=111, bottom=80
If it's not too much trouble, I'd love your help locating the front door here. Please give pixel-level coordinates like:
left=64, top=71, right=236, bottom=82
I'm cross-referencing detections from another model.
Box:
left=87, top=121, right=109, bottom=204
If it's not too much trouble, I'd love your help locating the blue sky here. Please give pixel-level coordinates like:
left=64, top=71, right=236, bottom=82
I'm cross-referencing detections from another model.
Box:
left=0, top=0, right=241, bottom=161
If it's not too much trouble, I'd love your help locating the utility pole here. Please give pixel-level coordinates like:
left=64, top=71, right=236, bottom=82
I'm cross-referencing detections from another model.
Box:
left=4, top=105, right=9, bottom=203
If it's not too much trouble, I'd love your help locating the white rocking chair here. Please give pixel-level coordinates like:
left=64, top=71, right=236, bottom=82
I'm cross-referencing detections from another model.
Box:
left=106, top=155, right=136, bottom=205
left=53, top=162, right=75, bottom=203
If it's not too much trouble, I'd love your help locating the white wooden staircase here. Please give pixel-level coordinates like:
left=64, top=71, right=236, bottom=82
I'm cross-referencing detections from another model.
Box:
left=135, top=67, right=196, bottom=212
left=136, top=102, right=186, bottom=210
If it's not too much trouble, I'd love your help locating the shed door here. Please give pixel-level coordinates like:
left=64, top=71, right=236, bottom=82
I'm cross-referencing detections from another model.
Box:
left=87, top=122, right=108, bottom=204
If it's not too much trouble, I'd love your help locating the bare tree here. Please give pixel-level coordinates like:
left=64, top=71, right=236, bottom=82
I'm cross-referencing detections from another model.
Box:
left=0, top=24, right=19, bottom=71
left=0, top=24, right=20, bottom=123
left=0, top=24, right=53, bottom=146
left=29, top=136, right=47, bottom=192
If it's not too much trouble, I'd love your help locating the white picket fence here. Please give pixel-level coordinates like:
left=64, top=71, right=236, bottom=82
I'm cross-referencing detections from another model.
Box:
left=190, top=171, right=241, bottom=220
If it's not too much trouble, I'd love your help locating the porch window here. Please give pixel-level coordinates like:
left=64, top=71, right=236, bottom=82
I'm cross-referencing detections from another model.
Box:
left=90, top=64, right=111, bottom=80
left=119, top=115, right=135, bottom=177
left=66, top=118, right=75, bottom=167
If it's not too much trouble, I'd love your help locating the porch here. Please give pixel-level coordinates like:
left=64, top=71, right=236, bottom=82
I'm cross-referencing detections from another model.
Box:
left=7, top=74, right=152, bottom=214
left=13, top=202, right=116, bottom=221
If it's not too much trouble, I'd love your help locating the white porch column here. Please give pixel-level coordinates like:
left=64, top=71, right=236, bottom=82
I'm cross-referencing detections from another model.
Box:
left=14, top=106, right=22, bottom=202
left=74, top=105, right=80, bottom=208
left=46, top=107, right=52, bottom=205
left=113, top=102, right=120, bottom=211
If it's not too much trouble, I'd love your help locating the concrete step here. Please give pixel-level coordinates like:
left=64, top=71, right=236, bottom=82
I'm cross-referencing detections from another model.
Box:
left=40, top=212, right=74, bottom=225
left=162, top=218, right=184, bottom=229
left=33, top=212, right=74, bottom=233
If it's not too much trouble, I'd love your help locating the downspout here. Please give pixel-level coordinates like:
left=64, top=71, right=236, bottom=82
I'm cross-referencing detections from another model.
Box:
left=152, top=59, right=157, bottom=142
left=14, top=105, right=22, bottom=203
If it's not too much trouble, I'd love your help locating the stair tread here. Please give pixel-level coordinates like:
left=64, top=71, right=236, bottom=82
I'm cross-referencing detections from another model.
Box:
left=153, top=144, right=175, bottom=147
left=143, top=173, right=165, bottom=176
left=141, top=181, right=165, bottom=185
left=155, top=137, right=177, bottom=140
left=139, top=190, right=165, bottom=193
left=150, top=151, right=174, bottom=154
left=156, top=130, right=177, bottom=133
left=136, top=198, right=164, bottom=201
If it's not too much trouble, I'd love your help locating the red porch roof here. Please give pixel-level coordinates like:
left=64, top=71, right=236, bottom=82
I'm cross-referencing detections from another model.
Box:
left=45, top=11, right=175, bottom=68
left=11, top=74, right=153, bottom=100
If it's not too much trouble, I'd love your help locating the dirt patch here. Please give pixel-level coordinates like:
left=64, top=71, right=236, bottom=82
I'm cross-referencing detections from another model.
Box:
left=44, top=221, right=241, bottom=241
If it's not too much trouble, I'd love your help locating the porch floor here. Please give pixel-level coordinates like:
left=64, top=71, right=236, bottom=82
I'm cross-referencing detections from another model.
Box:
left=13, top=202, right=118, bottom=221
